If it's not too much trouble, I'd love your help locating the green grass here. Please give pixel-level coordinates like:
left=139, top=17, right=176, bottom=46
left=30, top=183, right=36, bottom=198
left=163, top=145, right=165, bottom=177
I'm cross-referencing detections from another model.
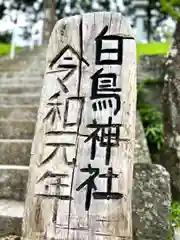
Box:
left=0, top=43, right=20, bottom=56
left=0, top=41, right=171, bottom=58
left=136, top=42, right=170, bottom=60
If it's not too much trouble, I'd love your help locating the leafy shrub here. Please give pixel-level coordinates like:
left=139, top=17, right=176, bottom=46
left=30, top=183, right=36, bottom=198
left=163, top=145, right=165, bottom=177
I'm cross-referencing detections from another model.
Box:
left=137, top=81, right=164, bottom=153
left=138, top=104, right=164, bottom=153
left=171, top=201, right=180, bottom=228
left=167, top=201, right=180, bottom=239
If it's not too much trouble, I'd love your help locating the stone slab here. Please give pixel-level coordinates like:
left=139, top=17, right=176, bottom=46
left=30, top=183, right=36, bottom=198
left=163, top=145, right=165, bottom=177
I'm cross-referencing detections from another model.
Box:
left=135, top=112, right=151, bottom=163
left=0, top=166, right=28, bottom=201
left=137, top=54, right=165, bottom=82
left=0, top=95, right=40, bottom=106
left=0, top=199, right=24, bottom=237
left=0, top=106, right=38, bottom=120
left=0, top=140, right=32, bottom=165
left=0, top=83, right=42, bottom=89
left=0, top=121, right=35, bottom=139
left=0, top=75, right=43, bottom=81
left=132, top=163, right=171, bottom=240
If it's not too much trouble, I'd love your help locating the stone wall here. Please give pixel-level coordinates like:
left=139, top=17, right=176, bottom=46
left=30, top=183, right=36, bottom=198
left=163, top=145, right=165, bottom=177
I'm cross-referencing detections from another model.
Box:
left=132, top=163, right=171, bottom=240
left=137, top=54, right=165, bottom=111
left=137, top=54, right=166, bottom=83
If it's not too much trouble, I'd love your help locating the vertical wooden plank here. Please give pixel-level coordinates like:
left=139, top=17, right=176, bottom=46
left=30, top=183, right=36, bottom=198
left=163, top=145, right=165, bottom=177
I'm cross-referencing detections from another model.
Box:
left=22, top=12, right=136, bottom=240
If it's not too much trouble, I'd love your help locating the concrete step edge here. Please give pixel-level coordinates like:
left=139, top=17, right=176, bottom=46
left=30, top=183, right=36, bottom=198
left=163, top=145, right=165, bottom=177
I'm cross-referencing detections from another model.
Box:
left=0, top=199, right=24, bottom=218
left=0, top=165, right=29, bottom=170
left=0, top=139, right=32, bottom=143
left=0, top=94, right=40, bottom=97
left=0, top=119, right=36, bottom=123
left=0, top=84, right=42, bottom=87
left=0, top=199, right=24, bottom=237
left=0, top=105, right=38, bottom=108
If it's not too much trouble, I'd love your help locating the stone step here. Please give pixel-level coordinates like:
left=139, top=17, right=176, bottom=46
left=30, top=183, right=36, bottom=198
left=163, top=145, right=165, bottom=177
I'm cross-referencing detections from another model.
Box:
left=0, top=166, right=28, bottom=201
left=0, top=105, right=38, bottom=120
left=0, top=71, right=44, bottom=76
left=0, top=83, right=42, bottom=89
left=0, top=199, right=23, bottom=237
left=0, top=66, right=45, bottom=73
left=0, top=121, right=35, bottom=139
left=0, top=140, right=32, bottom=165
left=0, top=71, right=44, bottom=78
left=0, top=75, right=43, bottom=79
left=0, top=47, right=46, bottom=74
left=0, top=79, right=43, bottom=85
left=0, top=94, right=40, bottom=106
left=0, top=66, right=44, bottom=76
left=0, top=85, right=41, bottom=94
left=0, top=70, right=44, bottom=75
left=0, top=73, right=44, bottom=78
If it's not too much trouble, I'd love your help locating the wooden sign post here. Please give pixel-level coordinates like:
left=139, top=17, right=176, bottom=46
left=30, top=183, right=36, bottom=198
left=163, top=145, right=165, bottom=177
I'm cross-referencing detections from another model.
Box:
left=22, top=12, right=136, bottom=240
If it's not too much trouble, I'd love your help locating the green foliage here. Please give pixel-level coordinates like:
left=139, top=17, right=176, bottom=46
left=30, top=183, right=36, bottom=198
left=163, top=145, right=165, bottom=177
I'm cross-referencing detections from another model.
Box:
left=167, top=201, right=180, bottom=239
left=171, top=201, right=180, bottom=227
left=160, top=0, right=180, bottom=20
left=135, top=41, right=171, bottom=154
left=0, top=3, right=5, bottom=19
left=137, top=83, right=164, bottom=153
left=0, top=32, right=11, bottom=43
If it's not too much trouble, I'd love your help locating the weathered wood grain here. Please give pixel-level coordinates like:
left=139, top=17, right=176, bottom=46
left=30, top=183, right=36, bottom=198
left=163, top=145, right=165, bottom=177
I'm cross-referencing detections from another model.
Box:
left=22, top=12, right=136, bottom=240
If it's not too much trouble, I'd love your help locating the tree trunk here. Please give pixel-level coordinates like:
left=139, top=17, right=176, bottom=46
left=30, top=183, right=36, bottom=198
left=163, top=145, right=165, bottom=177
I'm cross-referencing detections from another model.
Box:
left=43, top=0, right=56, bottom=44
left=162, top=19, right=180, bottom=200
left=146, top=1, right=152, bottom=42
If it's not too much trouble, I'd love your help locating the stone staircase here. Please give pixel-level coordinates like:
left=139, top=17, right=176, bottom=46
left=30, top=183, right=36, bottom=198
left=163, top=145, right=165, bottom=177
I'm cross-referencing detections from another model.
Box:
left=0, top=46, right=46, bottom=237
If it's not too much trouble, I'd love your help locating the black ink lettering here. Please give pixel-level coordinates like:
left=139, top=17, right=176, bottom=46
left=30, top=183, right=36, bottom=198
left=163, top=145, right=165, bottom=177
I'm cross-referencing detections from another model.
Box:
left=95, top=25, right=134, bottom=65
left=90, top=68, right=121, bottom=115
left=44, top=91, right=62, bottom=125
left=36, top=171, right=72, bottom=200
left=85, top=117, right=122, bottom=165
left=48, top=45, right=89, bottom=69
left=36, top=171, right=73, bottom=228
left=103, top=100, right=107, bottom=109
left=40, top=143, right=75, bottom=166
left=76, top=164, right=99, bottom=211
left=63, top=97, right=85, bottom=128
left=47, top=45, right=89, bottom=95
left=41, top=132, right=80, bottom=166
left=64, top=57, right=73, bottom=60
left=56, top=77, right=69, bottom=93
left=45, top=131, right=88, bottom=139
left=63, top=147, right=76, bottom=166
left=95, top=26, right=123, bottom=65
left=93, top=167, right=123, bottom=200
